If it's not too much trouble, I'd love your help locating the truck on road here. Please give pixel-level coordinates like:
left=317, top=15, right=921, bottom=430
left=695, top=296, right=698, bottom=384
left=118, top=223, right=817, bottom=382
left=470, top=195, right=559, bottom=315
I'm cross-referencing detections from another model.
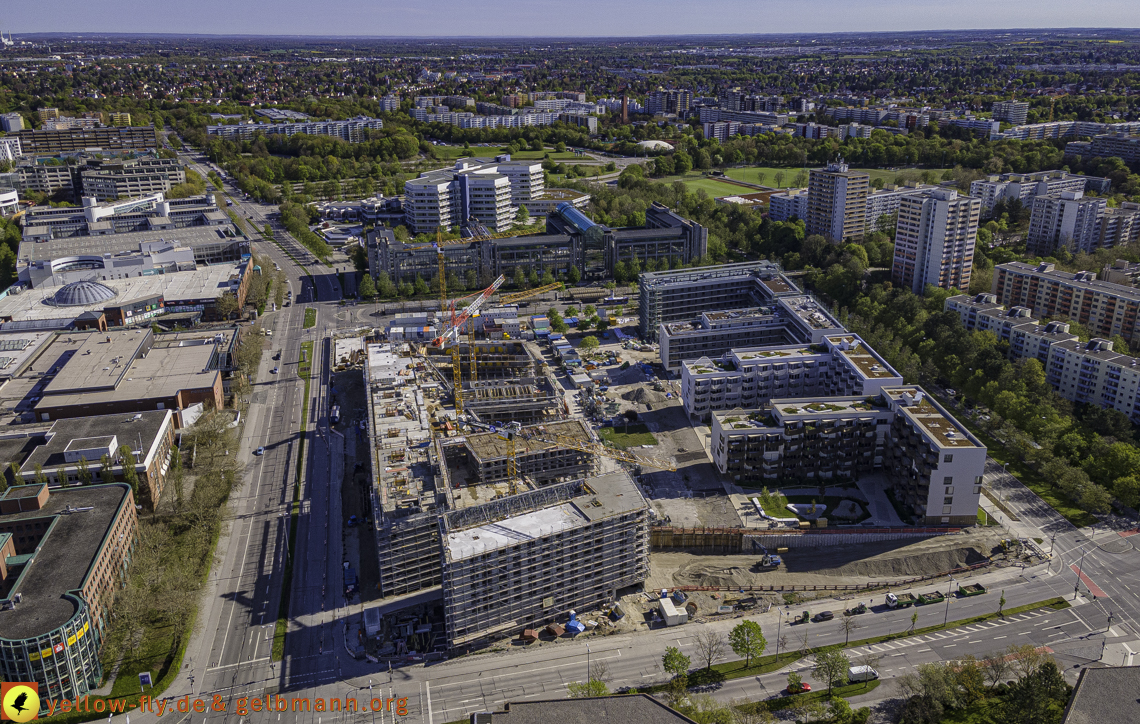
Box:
left=848, top=665, right=879, bottom=683
left=958, top=583, right=987, bottom=597
left=917, top=591, right=946, bottom=605
left=886, top=592, right=916, bottom=608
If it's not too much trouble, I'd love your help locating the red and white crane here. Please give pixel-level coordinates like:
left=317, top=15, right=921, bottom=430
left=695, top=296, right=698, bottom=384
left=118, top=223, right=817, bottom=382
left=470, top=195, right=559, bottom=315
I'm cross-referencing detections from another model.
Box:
left=431, top=273, right=506, bottom=347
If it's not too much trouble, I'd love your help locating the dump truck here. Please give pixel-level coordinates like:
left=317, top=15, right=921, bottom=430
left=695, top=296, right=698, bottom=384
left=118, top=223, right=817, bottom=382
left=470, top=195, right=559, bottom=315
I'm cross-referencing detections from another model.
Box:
left=917, top=591, right=946, bottom=605
left=886, top=592, right=916, bottom=608
left=958, top=583, right=988, bottom=597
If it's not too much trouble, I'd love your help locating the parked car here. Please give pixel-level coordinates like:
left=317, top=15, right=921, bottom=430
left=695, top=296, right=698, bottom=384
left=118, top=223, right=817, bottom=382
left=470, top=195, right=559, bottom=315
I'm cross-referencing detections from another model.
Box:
left=787, top=682, right=811, bottom=694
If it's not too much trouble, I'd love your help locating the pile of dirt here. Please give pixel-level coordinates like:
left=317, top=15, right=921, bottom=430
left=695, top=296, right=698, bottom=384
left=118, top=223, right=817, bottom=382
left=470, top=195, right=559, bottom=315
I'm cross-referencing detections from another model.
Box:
left=622, top=387, right=668, bottom=405
left=655, top=530, right=1003, bottom=589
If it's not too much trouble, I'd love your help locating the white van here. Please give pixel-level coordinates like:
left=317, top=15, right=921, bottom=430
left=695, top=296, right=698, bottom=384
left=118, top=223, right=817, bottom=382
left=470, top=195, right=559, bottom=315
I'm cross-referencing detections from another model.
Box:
left=848, top=665, right=879, bottom=683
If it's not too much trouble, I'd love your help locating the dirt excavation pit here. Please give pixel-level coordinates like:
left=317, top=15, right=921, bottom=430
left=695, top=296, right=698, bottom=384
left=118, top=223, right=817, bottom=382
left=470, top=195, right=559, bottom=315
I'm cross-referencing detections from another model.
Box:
left=651, top=529, right=1004, bottom=590
left=622, top=387, right=668, bottom=405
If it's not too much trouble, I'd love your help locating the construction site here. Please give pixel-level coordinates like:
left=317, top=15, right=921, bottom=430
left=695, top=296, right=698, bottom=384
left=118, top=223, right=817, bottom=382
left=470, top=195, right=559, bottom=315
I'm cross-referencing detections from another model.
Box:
left=352, top=253, right=1011, bottom=656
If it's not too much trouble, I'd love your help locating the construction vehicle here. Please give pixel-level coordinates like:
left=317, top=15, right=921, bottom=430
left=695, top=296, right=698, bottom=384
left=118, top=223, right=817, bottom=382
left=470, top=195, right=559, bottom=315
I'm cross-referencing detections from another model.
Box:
left=958, top=583, right=987, bottom=597
left=793, top=610, right=811, bottom=624
left=916, top=591, right=946, bottom=606
left=844, top=603, right=868, bottom=616
left=751, top=540, right=782, bottom=569
left=886, top=592, right=916, bottom=609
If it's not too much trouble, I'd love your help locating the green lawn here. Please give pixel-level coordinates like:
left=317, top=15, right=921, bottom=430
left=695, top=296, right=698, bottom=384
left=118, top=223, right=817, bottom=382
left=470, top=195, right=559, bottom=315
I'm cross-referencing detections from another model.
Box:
left=597, top=423, right=658, bottom=449
left=751, top=492, right=791, bottom=517
left=681, top=177, right=754, bottom=197
left=722, top=165, right=955, bottom=189
left=303, top=307, right=317, bottom=329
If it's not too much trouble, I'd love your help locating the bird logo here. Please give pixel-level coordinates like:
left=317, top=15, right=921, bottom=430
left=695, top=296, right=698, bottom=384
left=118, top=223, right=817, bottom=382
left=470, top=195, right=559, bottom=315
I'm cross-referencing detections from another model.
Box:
left=1, top=683, right=39, bottom=722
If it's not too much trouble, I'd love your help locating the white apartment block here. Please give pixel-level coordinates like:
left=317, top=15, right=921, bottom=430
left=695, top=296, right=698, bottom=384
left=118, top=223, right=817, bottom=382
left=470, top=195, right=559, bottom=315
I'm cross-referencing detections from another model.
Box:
left=806, top=160, right=869, bottom=243
left=969, top=171, right=1112, bottom=218
left=206, top=116, right=384, bottom=142
left=378, top=96, right=401, bottom=112
left=0, top=112, right=23, bottom=132
left=0, top=136, right=21, bottom=162
left=992, top=100, right=1029, bottom=126
left=1100, top=203, right=1140, bottom=250
left=946, top=292, right=1140, bottom=423
left=402, top=157, right=543, bottom=234
left=681, top=334, right=903, bottom=422
left=768, top=188, right=809, bottom=222
left=1027, top=190, right=1107, bottom=256
left=891, top=188, right=980, bottom=294
left=865, top=183, right=937, bottom=231
left=710, top=385, right=985, bottom=526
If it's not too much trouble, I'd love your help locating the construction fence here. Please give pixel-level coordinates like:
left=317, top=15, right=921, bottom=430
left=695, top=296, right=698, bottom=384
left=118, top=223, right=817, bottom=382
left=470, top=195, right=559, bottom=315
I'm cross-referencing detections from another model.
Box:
left=649, top=526, right=961, bottom=553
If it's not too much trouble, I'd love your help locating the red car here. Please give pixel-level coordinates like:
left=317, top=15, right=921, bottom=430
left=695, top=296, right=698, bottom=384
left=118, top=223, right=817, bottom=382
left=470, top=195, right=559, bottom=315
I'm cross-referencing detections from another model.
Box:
left=787, top=682, right=811, bottom=694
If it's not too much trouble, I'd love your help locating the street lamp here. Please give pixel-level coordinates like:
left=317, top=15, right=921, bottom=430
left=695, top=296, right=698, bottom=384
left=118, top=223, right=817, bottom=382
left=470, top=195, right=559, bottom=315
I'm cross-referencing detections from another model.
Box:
left=775, top=612, right=783, bottom=661
left=943, top=576, right=956, bottom=627
left=1075, top=537, right=1094, bottom=600
left=586, top=643, right=591, bottom=687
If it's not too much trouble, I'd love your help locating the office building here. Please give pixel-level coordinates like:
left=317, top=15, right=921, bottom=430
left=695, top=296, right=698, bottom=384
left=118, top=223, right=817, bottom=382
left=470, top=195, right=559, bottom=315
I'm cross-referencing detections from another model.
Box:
left=440, top=471, right=648, bottom=649
left=371, top=201, right=704, bottom=286
left=991, top=101, right=1029, bottom=126
left=681, top=334, right=903, bottom=421
left=254, top=109, right=310, bottom=121
left=969, top=170, right=1112, bottom=218
left=638, top=261, right=797, bottom=342
left=658, top=294, right=843, bottom=372
left=891, top=188, right=980, bottom=294
left=403, top=157, right=543, bottom=234
left=11, top=126, right=159, bottom=155
left=710, top=385, right=984, bottom=525
left=206, top=116, right=383, bottom=143
left=947, top=292, right=1140, bottom=423
left=1026, top=190, right=1107, bottom=256
left=16, top=410, right=176, bottom=509
left=77, top=157, right=186, bottom=202
left=768, top=188, right=809, bottom=222
left=0, top=483, right=137, bottom=709
left=806, top=160, right=869, bottom=243
left=698, top=107, right=789, bottom=126
left=18, top=193, right=246, bottom=270
left=0, top=112, right=23, bottom=132
left=992, top=261, right=1140, bottom=344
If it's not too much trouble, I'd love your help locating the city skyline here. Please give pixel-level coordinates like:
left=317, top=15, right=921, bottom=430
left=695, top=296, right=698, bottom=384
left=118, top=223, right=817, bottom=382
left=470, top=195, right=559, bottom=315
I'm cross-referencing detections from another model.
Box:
left=3, top=1, right=1140, bottom=38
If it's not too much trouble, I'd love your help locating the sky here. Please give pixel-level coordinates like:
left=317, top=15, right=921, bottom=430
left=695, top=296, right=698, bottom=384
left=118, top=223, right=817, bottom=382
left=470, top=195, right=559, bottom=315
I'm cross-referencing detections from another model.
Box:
left=6, top=0, right=1140, bottom=38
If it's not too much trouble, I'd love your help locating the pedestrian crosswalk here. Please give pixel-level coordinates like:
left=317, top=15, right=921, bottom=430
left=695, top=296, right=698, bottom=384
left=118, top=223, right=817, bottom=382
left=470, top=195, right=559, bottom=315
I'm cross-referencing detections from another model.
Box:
left=843, top=609, right=1051, bottom=658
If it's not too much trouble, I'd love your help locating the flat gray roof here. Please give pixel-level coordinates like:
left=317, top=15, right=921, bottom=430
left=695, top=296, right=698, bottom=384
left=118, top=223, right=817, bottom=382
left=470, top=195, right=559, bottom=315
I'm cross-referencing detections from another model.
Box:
left=19, top=225, right=244, bottom=265
left=44, top=330, right=150, bottom=395
left=22, top=410, right=170, bottom=472
left=0, top=484, right=131, bottom=641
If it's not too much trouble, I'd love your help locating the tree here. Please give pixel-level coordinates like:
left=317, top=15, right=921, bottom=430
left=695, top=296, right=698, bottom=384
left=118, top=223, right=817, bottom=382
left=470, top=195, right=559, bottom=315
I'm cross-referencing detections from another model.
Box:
left=840, top=615, right=860, bottom=645
left=580, top=336, right=600, bottom=352
left=215, top=292, right=240, bottom=319
left=787, top=670, right=803, bottom=692
left=8, top=461, right=21, bottom=487
left=33, top=463, right=48, bottom=486
left=516, top=204, right=530, bottom=225
left=169, top=446, right=184, bottom=511
left=774, top=170, right=787, bottom=188
left=663, top=646, right=691, bottom=678
left=693, top=629, right=727, bottom=671
left=1001, top=660, right=1069, bottom=724
left=728, top=620, right=767, bottom=668
left=413, top=275, right=429, bottom=296
left=982, top=651, right=1012, bottom=689
left=358, top=274, right=377, bottom=299
left=100, top=454, right=117, bottom=485
left=568, top=265, right=581, bottom=285
left=119, top=445, right=140, bottom=501
left=999, top=590, right=1006, bottom=616
left=512, top=267, right=526, bottom=289
left=77, top=456, right=92, bottom=486
left=541, top=269, right=556, bottom=286
left=1008, top=643, right=1050, bottom=682
left=812, top=649, right=850, bottom=696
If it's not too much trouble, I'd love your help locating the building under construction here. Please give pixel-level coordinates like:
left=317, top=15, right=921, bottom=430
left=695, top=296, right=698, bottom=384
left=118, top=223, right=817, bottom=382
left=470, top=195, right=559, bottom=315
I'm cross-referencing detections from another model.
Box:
left=447, top=419, right=594, bottom=486
left=424, top=340, right=563, bottom=425
left=364, top=342, right=446, bottom=597
left=439, top=471, right=650, bottom=649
